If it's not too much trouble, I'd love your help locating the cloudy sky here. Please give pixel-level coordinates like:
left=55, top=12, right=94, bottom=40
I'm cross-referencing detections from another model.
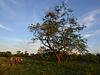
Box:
left=0, top=0, right=100, bottom=54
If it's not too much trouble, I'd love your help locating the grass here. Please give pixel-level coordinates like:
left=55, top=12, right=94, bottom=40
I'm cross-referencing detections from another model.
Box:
left=0, top=57, right=100, bottom=75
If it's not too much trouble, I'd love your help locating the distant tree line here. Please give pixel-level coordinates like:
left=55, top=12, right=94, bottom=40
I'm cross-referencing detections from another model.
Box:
left=0, top=49, right=100, bottom=63
left=0, top=51, right=30, bottom=57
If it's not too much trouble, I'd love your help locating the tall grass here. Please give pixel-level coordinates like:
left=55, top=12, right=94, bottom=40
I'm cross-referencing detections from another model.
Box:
left=0, top=55, right=100, bottom=75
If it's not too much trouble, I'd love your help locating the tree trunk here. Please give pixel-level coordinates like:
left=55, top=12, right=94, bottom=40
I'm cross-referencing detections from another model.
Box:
left=56, top=53, right=61, bottom=64
left=54, top=51, right=61, bottom=64
left=46, top=36, right=61, bottom=64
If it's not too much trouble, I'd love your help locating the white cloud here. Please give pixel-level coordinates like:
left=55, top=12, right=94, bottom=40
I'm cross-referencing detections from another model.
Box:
left=84, top=29, right=100, bottom=38
left=0, top=0, right=13, bottom=12
left=81, top=9, right=100, bottom=38
left=0, top=0, right=23, bottom=19
left=0, top=38, right=41, bottom=54
left=0, top=24, right=13, bottom=31
left=84, top=33, right=94, bottom=38
left=95, top=29, right=100, bottom=33
left=82, top=9, right=100, bottom=27
left=9, top=0, right=23, bottom=8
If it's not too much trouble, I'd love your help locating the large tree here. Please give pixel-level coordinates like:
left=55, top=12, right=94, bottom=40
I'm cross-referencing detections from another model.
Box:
left=28, top=2, right=88, bottom=64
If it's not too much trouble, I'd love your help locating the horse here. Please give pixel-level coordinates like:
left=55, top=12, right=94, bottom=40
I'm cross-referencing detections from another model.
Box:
left=9, top=57, right=23, bottom=66
left=15, top=57, right=23, bottom=64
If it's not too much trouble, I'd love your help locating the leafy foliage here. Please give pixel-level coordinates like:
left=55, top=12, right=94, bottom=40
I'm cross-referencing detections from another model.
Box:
left=28, top=2, right=88, bottom=54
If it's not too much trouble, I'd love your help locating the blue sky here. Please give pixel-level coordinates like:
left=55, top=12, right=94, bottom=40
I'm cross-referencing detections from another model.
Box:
left=0, top=0, right=100, bottom=54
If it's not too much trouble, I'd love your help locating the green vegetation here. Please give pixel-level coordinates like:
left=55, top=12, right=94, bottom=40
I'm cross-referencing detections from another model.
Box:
left=0, top=52, right=100, bottom=75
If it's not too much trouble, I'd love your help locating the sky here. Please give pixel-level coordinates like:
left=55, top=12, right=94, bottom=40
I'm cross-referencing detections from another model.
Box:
left=0, top=0, right=100, bottom=54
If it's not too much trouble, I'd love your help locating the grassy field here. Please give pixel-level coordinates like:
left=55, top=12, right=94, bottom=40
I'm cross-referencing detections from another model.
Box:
left=0, top=57, right=100, bottom=75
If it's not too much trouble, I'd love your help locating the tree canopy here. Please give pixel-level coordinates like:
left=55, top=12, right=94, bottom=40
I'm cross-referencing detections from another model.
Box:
left=28, top=2, right=88, bottom=63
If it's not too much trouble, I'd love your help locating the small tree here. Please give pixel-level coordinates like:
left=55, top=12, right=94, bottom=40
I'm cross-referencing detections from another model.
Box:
left=24, top=51, right=29, bottom=57
left=5, top=51, right=12, bottom=57
left=16, top=50, right=23, bottom=56
left=17, top=51, right=21, bottom=55
left=28, top=2, right=88, bottom=64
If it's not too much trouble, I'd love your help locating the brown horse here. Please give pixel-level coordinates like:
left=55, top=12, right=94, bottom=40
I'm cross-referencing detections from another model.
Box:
left=15, top=57, right=23, bottom=64
left=9, top=57, right=23, bottom=66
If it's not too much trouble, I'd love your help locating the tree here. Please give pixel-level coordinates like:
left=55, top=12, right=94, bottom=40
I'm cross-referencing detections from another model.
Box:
left=24, top=51, right=29, bottom=56
left=17, top=51, right=21, bottom=55
left=0, top=51, right=12, bottom=57
left=16, top=50, right=23, bottom=56
left=28, top=2, right=88, bottom=64
left=5, top=51, right=12, bottom=57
